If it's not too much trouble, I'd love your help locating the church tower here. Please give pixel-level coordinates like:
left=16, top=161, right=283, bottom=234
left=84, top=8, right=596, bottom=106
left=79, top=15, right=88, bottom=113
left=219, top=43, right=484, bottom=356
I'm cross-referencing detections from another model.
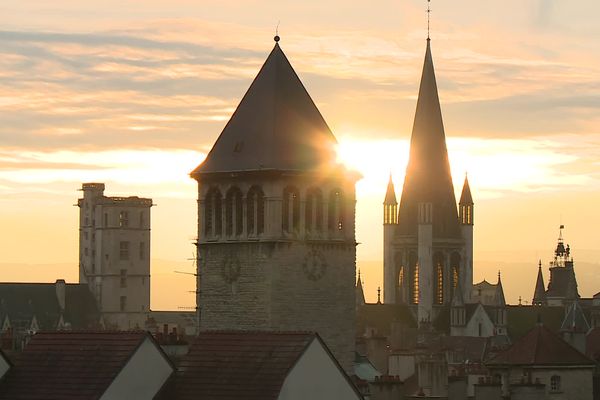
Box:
left=383, top=38, right=472, bottom=324
left=191, top=37, right=358, bottom=371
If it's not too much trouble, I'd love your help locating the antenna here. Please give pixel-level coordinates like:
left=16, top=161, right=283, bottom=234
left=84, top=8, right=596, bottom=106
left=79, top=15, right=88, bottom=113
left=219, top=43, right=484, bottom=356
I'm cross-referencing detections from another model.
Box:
left=427, top=0, right=431, bottom=40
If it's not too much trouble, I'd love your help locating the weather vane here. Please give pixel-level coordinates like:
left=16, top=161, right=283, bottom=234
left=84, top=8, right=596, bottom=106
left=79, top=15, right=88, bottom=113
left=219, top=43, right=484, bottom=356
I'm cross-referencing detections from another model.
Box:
left=274, top=20, right=281, bottom=42
left=427, top=0, right=431, bottom=40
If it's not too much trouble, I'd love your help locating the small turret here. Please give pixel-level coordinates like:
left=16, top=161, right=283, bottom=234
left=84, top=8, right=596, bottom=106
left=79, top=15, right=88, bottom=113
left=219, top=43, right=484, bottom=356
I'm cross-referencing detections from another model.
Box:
left=356, top=270, right=366, bottom=309
left=458, top=175, right=473, bottom=226
left=383, top=174, right=398, bottom=225
left=494, top=271, right=507, bottom=334
left=532, top=260, right=546, bottom=306
left=450, top=279, right=466, bottom=335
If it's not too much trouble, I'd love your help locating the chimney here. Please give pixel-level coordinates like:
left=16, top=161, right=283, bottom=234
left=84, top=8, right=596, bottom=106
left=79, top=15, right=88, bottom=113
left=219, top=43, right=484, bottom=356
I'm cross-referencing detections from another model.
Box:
left=55, top=279, right=66, bottom=311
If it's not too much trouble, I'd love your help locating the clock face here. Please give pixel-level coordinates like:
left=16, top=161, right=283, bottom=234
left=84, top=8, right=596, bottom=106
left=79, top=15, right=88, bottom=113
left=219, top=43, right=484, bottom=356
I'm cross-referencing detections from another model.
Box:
left=302, top=249, right=327, bottom=281
left=221, top=254, right=241, bottom=284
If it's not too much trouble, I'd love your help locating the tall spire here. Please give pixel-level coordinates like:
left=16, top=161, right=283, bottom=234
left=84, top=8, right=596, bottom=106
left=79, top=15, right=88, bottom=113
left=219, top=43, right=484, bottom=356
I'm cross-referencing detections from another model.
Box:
left=356, top=270, right=365, bottom=308
left=533, top=260, right=546, bottom=306
left=459, top=174, right=473, bottom=205
left=397, top=40, right=460, bottom=238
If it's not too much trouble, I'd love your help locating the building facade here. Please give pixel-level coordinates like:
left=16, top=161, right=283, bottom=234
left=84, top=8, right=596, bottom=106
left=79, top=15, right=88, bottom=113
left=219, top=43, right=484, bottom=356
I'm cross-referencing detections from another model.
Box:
left=191, top=38, right=358, bottom=371
left=78, top=183, right=152, bottom=329
left=383, top=39, right=474, bottom=324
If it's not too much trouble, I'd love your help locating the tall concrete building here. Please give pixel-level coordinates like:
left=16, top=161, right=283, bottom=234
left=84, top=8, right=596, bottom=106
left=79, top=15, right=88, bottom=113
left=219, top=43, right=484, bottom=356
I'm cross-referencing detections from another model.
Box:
left=383, top=39, right=474, bottom=324
left=191, top=37, right=359, bottom=371
left=78, top=183, right=152, bottom=329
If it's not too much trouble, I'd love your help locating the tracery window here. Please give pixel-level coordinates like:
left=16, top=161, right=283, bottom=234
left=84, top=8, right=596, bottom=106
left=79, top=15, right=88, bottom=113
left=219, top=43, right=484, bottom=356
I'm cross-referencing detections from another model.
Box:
left=225, top=187, right=243, bottom=237
left=205, top=187, right=223, bottom=236
left=328, top=188, right=344, bottom=233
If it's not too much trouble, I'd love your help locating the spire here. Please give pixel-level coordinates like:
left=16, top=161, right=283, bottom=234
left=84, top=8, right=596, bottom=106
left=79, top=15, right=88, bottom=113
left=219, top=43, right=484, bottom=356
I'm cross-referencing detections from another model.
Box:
left=397, top=40, right=460, bottom=239
left=191, top=41, right=337, bottom=176
left=384, top=173, right=398, bottom=205
left=459, top=174, right=473, bottom=205
left=356, top=270, right=366, bottom=307
left=533, top=260, right=546, bottom=306
left=494, top=271, right=506, bottom=306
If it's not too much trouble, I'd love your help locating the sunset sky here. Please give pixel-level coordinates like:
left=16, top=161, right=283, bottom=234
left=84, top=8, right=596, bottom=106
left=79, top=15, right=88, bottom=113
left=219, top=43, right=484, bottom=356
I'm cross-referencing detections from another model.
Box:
left=2, top=1, right=600, bottom=309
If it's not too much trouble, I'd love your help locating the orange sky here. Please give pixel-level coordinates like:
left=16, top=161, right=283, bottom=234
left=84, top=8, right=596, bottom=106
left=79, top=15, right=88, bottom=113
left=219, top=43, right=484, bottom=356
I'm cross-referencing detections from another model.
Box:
left=1, top=1, right=600, bottom=309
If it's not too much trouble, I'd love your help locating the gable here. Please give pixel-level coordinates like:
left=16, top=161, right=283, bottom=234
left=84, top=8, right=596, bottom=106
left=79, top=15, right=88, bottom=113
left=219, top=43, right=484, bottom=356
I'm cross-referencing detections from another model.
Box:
left=278, top=338, right=362, bottom=400
left=465, top=304, right=495, bottom=337
left=100, top=336, right=173, bottom=400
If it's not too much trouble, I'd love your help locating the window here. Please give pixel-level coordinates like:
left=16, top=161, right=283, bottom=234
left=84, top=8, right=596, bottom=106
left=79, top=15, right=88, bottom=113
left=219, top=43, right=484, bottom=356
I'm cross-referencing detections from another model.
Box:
left=282, top=187, right=300, bottom=233
left=84, top=231, right=88, bottom=240
left=225, top=187, right=243, bottom=237
left=120, top=269, right=127, bottom=288
left=139, top=242, right=145, bottom=260
left=139, top=211, right=144, bottom=228
left=413, top=262, right=420, bottom=304
left=104, top=213, right=108, bottom=227
left=247, top=186, right=265, bottom=236
left=328, top=189, right=344, bottom=233
left=120, top=296, right=127, bottom=312
left=119, top=241, right=130, bottom=260
left=84, top=248, right=89, bottom=256
left=436, top=262, right=444, bottom=304
left=119, top=211, right=129, bottom=227
left=478, top=323, right=482, bottom=337
left=205, top=187, right=223, bottom=236
left=305, top=188, right=323, bottom=234
left=550, top=375, right=561, bottom=392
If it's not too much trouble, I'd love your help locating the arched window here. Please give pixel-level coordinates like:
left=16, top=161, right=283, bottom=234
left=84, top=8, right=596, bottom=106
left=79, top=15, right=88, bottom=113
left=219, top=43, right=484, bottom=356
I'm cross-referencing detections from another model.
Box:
left=305, top=188, right=323, bottom=234
left=205, top=187, right=223, bottom=237
left=225, top=187, right=243, bottom=237
left=282, top=186, right=300, bottom=233
left=550, top=375, right=561, bottom=392
left=246, top=186, right=264, bottom=236
left=434, top=253, right=444, bottom=305
left=328, top=188, right=345, bottom=234
left=409, top=252, right=419, bottom=305
left=450, top=252, right=461, bottom=300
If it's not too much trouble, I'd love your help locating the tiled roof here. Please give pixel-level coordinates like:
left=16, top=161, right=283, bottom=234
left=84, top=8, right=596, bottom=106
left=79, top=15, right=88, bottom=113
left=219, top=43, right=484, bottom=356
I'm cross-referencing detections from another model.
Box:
left=506, top=305, right=564, bottom=341
left=0, top=331, right=151, bottom=399
left=357, top=303, right=417, bottom=337
left=158, top=331, right=316, bottom=400
left=486, top=324, right=594, bottom=367
left=586, top=327, right=600, bottom=361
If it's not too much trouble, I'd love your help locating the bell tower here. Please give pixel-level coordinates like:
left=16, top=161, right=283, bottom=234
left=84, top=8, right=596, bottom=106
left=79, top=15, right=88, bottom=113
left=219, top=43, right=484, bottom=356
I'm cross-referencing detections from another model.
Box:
left=191, top=37, right=359, bottom=371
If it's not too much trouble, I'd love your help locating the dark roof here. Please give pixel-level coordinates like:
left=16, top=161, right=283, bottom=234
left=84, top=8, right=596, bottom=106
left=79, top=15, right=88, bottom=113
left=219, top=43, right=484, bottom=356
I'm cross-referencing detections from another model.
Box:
left=397, top=39, right=460, bottom=239
left=357, top=303, right=417, bottom=337
left=0, top=331, right=157, bottom=399
left=159, top=331, right=318, bottom=400
left=0, top=283, right=100, bottom=331
left=494, top=274, right=506, bottom=307
left=191, top=43, right=337, bottom=176
left=458, top=175, right=473, bottom=205
left=546, top=263, right=579, bottom=299
left=585, top=327, right=600, bottom=361
left=506, top=305, right=564, bottom=341
left=486, top=324, right=594, bottom=367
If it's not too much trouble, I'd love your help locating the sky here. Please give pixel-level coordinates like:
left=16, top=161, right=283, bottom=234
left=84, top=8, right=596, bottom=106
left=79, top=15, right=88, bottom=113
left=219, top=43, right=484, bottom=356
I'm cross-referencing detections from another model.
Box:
left=1, top=1, right=600, bottom=309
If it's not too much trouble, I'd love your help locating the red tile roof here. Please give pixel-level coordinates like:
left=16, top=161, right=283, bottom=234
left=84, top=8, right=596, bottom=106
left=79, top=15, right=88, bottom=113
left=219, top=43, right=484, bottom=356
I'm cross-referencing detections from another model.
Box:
left=0, top=331, right=154, bottom=400
left=486, top=324, right=594, bottom=367
left=158, top=331, right=316, bottom=400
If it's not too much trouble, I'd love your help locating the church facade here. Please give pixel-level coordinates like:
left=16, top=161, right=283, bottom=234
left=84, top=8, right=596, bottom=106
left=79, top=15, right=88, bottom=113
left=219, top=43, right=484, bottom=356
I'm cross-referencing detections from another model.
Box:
left=191, top=38, right=358, bottom=371
left=383, top=39, right=474, bottom=324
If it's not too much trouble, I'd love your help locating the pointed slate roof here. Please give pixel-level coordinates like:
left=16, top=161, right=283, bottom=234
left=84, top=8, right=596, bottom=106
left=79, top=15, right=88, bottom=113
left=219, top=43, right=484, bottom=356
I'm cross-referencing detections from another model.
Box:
left=384, top=174, right=398, bottom=205
left=356, top=271, right=366, bottom=307
left=487, top=323, right=594, bottom=366
left=191, top=42, right=337, bottom=176
left=451, top=278, right=465, bottom=307
left=533, top=262, right=546, bottom=305
left=494, top=272, right=506, bottom=307
left=560, top=301, right=590, bottom=333
left=398, top=40, right=460, bottom=238
left=459, top=175, right=473, bottom=205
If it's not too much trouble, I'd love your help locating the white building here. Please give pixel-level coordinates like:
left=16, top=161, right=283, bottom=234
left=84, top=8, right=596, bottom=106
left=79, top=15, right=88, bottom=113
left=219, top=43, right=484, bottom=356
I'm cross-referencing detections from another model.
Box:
left=78, top=183, right=152, bottom=329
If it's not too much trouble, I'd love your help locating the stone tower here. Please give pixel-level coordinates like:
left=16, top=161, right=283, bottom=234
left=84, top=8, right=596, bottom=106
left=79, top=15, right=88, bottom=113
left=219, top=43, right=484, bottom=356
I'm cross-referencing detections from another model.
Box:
left=383, top=39, right=473, bottom=324
left=191, top=38, right=358, bottom=371
left=77, top=183, right=152, bottom=329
